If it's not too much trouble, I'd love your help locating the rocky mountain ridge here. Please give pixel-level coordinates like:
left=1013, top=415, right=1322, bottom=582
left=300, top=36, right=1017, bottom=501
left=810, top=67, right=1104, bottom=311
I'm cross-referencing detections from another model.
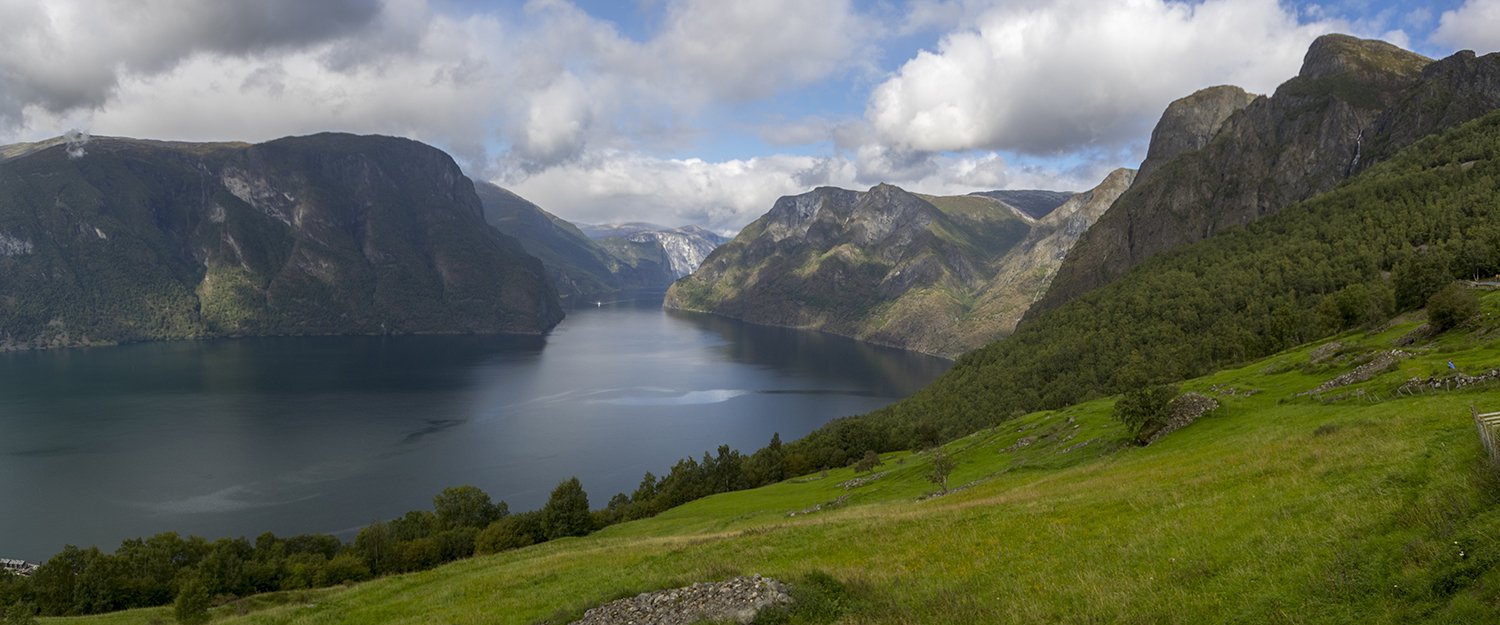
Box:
left=1033, top=34, right=1500, bottom=317
left=665, top=175, right=1130, bottom=357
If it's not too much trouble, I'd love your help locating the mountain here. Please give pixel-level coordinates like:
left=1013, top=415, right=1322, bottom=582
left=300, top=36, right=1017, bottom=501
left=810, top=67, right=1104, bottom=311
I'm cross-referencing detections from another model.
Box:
left=664, top=174, right=1129, bottom=357
left=0, top=133, right=563, bottom=350
left=580, top=222, right=729, bottom=281
left=1033, top=35, right=1500, bottom=316
left=942, top=169, right=1135, bottom=352
left=475, top=190, right=727, bottom=297
left=474, top=182, right=624, bottom=299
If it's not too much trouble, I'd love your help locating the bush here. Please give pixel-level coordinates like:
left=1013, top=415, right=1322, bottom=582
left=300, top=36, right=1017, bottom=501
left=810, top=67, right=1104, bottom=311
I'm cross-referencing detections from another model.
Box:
left=852, top=450, right=881, bottom=473
left=1427, top=282, right=1479, bottom=331
left=476, top=515, right=537, bottom=554
left=173, top=575, right=211, bottom=625
left=1113, top=385, right=1178, bottom=445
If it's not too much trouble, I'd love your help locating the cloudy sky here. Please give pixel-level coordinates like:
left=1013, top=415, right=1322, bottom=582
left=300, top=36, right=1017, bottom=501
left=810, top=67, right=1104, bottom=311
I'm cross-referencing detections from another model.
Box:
left=2, top=0, right=1497, bottom=231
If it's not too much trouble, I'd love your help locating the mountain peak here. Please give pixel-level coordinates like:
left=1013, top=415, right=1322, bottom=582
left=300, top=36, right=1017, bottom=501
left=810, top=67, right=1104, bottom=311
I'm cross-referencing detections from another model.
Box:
left=1298, top=34, right=1429, bottom=82
left=1137, top=85, right=1258, bottom=181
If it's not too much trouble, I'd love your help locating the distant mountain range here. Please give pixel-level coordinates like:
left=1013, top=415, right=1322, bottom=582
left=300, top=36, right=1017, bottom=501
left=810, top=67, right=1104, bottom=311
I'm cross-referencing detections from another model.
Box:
left=0, top=133, right=563, bottom=351
left=477, top=184, right=728, bottom=299
left=664, top=176, right=1125, bottom=357
left=578, top=222, right=729, bottom=280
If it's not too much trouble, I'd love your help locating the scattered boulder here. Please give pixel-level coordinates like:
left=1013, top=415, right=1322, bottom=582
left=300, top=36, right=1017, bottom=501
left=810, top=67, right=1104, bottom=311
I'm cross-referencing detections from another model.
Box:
left=570, top=575, right=792, bottom=625
left=1003, top=436, right=1037, bottom=452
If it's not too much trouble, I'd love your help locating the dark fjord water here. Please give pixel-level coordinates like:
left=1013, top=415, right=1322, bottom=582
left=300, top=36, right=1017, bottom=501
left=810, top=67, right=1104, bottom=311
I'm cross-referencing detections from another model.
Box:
left=0, top=294, right=949, bottom=561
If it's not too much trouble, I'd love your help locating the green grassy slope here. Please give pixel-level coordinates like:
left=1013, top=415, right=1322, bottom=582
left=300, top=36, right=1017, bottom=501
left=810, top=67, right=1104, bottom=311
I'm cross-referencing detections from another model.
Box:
left=54, top=295, right=1500, bottom=624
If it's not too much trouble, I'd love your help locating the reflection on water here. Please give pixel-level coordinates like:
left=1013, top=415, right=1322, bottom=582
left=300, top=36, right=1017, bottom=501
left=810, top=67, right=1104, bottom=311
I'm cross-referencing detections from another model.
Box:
left=0, top=293, right=949, bottom=561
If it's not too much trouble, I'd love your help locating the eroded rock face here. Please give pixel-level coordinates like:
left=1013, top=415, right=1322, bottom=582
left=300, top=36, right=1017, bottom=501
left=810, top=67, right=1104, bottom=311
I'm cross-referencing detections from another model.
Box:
left=1033, top=35, right=1500, bottom=319
left=1137, top=85, right=1257, bottom=181
left=570, top=576, right=792, bottom=625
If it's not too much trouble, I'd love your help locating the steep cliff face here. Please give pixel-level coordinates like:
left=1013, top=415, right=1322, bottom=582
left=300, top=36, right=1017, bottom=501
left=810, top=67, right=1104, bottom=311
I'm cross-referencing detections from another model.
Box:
left=1032, top=34, right=1484, bottom=317
left=0, top=133, right=563, bottom=350
left=1136, top=85, right=1258, bottom=181
left=665, top=174, right=1128, bottom=357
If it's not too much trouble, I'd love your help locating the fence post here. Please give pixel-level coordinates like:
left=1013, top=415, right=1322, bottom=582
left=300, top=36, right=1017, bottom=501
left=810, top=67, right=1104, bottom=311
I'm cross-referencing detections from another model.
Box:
left=1476, top=406, right=1500, bottom=471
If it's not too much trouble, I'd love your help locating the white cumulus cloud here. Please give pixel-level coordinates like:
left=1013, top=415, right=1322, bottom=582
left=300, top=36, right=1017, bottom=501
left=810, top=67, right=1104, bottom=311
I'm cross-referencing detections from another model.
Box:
left=1432, top=0, right=1500, bottom=53
left=867, top=0, right=1349, bottom=155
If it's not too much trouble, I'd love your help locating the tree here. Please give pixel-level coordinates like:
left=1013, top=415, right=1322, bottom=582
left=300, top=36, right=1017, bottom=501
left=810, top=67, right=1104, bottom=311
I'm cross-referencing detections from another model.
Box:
left=1427, top=282, right=1479, bottom=331
left=172, top=574, right=211, bottom=625
left=541, top=477, right=592, bottom=539
left=1113, top=385, right=1179, bottom=445
left=432, top=485, right=505, bottom=530
left=744, top=433, right=788, bottom=485
left=927, top=449, right=956, bottom=494
left=1394, top=250, right=1453, bottom=310
left=853, top=450, right=881, bottom=473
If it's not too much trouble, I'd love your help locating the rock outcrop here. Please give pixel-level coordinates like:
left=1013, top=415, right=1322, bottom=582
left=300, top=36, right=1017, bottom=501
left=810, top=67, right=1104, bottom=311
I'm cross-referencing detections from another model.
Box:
left=1136, top=85, right=1257, bottom=181
left=1032, top=35, right=1500, bottom=318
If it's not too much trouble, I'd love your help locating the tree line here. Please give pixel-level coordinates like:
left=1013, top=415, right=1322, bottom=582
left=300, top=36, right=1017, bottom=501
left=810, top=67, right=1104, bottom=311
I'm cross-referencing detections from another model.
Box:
left=0, top=434, right=809, bottom=620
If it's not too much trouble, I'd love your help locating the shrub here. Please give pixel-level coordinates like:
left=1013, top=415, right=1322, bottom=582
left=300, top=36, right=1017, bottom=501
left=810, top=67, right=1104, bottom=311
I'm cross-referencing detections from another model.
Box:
left=173, top=575, right=211, bottom=625
left=476, top=515, right=537, bottom=554
left=1427, top=282, right=1479, bottom=331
